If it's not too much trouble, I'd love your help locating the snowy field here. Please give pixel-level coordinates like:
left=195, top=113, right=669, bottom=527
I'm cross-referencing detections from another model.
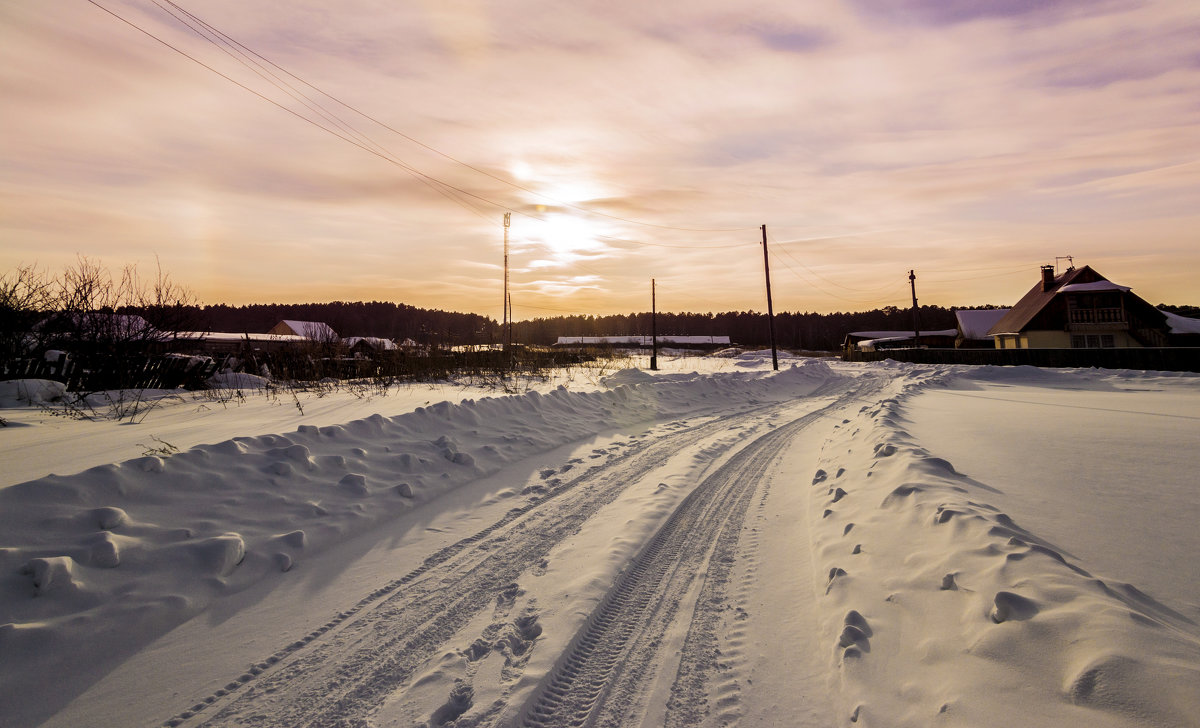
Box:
left=1, top=353, right=1198, bottom=728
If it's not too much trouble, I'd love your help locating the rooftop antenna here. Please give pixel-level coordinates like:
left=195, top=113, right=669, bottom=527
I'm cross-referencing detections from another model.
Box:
left=1055, top=255, right=1074, bottom=274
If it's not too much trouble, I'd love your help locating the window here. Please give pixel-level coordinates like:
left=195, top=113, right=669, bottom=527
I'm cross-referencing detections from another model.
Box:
left=1071, top=334, right=1115, bottom=348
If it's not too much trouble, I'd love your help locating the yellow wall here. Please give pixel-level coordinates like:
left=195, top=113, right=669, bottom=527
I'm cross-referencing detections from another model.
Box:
left=994, top=329, right=1143, bottom=348
left=1024, top=331, right=1071, bottom=348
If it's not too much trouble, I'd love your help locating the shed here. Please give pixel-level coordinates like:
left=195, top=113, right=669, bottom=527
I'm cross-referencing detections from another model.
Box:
left=268, top=320, right=339, bottom=341
left=842, top=329, right=957, bottom=354
left=954, top=309, right=1010, bottom=348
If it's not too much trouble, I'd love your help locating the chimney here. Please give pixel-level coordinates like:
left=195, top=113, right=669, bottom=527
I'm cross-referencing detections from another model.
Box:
left=1041, top=265, right=1056, bottom=292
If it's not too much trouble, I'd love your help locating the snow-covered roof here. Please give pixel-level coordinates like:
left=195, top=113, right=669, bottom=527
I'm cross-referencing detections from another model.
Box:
left=1057, top=281, right=1131, bottom=293
left=275, top=320, right=338, bottom=340
left=556, top=335, right=731, bottom=345
left=954, top=309, right=1010, bottom=340
left=1161, top=310, right=1200, bottom=335
left=846, top=329, right=957, bottom=339
left=344, top=336, right=398, bottom=350
left=173, top=331, right=309, bottom=343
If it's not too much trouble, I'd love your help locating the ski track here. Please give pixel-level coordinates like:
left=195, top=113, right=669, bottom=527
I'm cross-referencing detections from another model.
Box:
left=162, top=375, right=875, bottom=728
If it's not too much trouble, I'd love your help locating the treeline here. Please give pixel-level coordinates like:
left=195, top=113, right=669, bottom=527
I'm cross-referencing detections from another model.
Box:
left=192, top=302, right=497, bottom=346
left=183, top=301, right=999, bottom=351
left=511, top=305, right=980, bottom=350
left=1159, top=304, right=1200, bottom=318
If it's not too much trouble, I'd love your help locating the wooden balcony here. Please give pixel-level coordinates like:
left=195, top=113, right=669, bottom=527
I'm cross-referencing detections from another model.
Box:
left=1068, top=307, right=1127, bottom=329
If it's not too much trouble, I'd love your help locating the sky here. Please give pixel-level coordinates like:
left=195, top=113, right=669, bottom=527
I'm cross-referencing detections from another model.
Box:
left=2, top=0, right=1198, bottom=320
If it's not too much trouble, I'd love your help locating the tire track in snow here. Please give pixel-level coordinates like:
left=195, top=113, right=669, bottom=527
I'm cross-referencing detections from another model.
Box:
left=516, top=380, right=881, bottom=728
left=163, top=387, right=852, bottom=728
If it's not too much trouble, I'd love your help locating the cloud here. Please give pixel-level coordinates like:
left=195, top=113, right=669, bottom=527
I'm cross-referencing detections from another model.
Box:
left=2, top=0, right=1199, bottom=314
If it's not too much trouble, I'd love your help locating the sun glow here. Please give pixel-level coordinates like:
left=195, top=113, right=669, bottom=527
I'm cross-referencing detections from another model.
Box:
left=507, top=158, right=616, bottom=274
left=526, top=212, right=607, bottom=260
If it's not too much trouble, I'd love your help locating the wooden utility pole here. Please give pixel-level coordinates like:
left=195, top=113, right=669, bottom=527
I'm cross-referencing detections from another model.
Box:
left=761, top=224, right=779, bottom=371
left=503, top=212, right=512, bottom=351
left=650, top=278, right=658, bottom=371
left=909, top=269, right=920, bottom=346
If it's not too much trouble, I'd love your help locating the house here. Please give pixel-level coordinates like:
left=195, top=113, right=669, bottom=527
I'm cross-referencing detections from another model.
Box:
left=954, top=309, right=1010, bottom=348
left=268, top=320, right=339, bottom=342
left=987, top=265, right=1170, bottom=349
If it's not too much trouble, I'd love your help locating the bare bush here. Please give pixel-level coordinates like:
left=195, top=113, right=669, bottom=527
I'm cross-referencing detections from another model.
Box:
left=0, top=264, right=56, bottom=360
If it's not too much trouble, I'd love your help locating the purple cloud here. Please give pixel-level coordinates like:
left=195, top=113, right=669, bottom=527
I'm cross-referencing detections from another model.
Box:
left=747, top=24, right=833, bottom=53
left=848, top=0, right=1117, bottom=26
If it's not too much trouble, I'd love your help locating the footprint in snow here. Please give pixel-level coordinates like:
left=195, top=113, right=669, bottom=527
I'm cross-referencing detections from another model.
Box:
left=430, top=680, right=473, bottom=725
left=990, top=591, right=1038, bottom=623
left=838, top=610, right=873, bottom=656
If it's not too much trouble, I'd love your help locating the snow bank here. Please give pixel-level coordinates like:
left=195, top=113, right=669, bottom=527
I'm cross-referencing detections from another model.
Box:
left=0, top=379, right=67, bottom=407
left=807, top=363, right=1200, bottom=727
left=207, top=371, right=272, bottom=389
left=0, top=361, right=839, bottom=726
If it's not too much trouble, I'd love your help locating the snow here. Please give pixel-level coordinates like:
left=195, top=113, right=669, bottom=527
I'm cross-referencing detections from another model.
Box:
left=1, top=355, right=1198, bottom=728
left=1057, top=281, right=1132, bottom=293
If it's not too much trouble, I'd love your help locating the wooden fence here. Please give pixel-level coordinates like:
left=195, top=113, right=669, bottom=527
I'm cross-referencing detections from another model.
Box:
left=2, top=353, right=221, bottom=391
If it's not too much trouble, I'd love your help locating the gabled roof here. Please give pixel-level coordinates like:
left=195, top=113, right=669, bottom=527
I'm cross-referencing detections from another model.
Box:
left=954, top=309, right=1010, bottom=340
left=987, top=266, right=1096, bottom=336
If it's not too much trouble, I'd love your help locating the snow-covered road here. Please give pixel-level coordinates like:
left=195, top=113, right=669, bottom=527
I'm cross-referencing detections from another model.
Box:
left=3, top=356, right=1199, bottom=728
left=134, top=373, right=872, bottom=728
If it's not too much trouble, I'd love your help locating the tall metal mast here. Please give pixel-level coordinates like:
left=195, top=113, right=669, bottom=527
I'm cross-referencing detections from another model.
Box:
left=503, top=212, right=511, bottom=350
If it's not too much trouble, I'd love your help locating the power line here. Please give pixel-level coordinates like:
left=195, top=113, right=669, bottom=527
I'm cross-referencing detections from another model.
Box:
left=84, top=0, right=513, bottom=224
left=94, top=0, right=757, bottom=254
left=153, top=0, right=755, bottom=234
left=767, top=249, right=910, bottom=307
left=767, top=230, right=909, bottom=296
left=153, top=0, right=389, bottom=159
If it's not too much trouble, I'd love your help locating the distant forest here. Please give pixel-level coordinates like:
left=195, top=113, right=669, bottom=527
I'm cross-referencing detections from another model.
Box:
left=163, top=300, right=1200, bottom=352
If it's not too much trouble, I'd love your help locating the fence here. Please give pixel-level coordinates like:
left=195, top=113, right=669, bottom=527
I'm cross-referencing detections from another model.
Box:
left=2, top=346, right=591, bottom=392
left=2, top=353, right=221, bottom=391
left=843, top=347, right=1200, bottom=373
